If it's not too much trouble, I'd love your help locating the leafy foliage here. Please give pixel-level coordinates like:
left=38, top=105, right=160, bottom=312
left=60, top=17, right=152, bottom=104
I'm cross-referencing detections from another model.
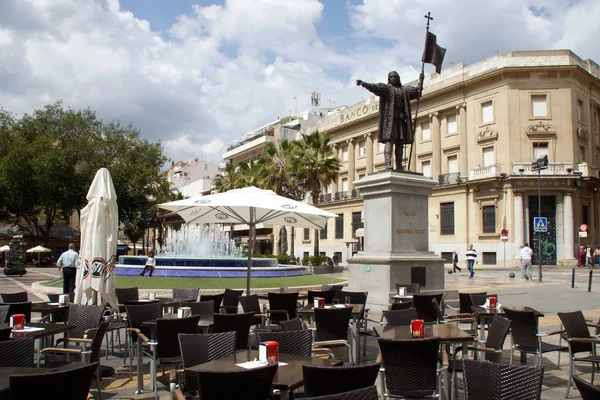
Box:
left=4, top=235, right=27, bottom=276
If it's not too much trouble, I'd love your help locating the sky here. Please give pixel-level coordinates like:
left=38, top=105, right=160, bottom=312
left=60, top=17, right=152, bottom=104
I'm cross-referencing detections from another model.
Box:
left=1, top=0, right=599, bottom=164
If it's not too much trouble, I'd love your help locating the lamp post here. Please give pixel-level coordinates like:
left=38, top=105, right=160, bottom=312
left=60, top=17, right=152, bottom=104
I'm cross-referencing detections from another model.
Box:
left=531, top=155, right=548, bottom=282
left=281, top=172, right=305, bottom=259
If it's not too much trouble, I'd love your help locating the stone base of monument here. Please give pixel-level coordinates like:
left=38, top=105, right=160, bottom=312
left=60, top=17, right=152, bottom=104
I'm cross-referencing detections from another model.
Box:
left=347, top=170, right=445, bottom=315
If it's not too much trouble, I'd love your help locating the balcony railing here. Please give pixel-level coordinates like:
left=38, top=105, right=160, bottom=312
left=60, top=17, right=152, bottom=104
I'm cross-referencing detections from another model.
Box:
left=469, top=164, right=503, bottom=180
left=438, top=172, right=461, bottom=185
left=318, top=189, right=361, bottom=204
left=512, top=162, right=573, bottom=176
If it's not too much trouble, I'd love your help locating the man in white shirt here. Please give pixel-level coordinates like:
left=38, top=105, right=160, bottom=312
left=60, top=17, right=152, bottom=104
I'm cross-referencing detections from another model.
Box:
left=56, top=243, right=79, bottom=294
left=465, top=244, right=477, bottom=279
left=520, top=243, right=534, bottom=281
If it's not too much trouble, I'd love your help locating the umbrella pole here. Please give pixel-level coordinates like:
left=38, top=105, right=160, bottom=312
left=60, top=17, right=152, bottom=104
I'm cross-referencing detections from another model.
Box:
left=247, top=213, right=256, bottom=295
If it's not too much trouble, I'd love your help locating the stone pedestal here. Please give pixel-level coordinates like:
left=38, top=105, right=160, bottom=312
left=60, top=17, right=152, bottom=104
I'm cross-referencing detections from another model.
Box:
left=348, top=171, right=445, bottom=314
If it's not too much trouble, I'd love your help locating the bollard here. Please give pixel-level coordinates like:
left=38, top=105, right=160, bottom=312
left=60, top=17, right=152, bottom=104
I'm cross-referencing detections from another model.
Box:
left=588, top=269, right=593, bottom=293
left=572, top=268, right=576, bottom=289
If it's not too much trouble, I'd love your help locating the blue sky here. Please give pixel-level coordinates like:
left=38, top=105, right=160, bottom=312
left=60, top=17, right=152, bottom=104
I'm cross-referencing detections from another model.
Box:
left=0, top=0, right=598, bottom=163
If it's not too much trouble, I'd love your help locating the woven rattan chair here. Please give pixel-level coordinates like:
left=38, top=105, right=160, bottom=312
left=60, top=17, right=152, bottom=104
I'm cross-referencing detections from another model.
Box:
left=322, top=285, right=345, bottom=302
left=0, top=337, right=34, bottom=367
left=212, top=312, right=255, bottom=350
left=257, top=329, right=313, bottom=357
left=115, top=287, right=139, bottom=313
left=280, top=318, right=305, bottom=331
left=10, top=361, right=99, bottom=400
left=56, top=304, right=105, bottom=346
left=239, top=295, right=268, bottom=328
left=557, top=310, right=600, bottom=397
left=195, top=363, right=278, bottom=400
left=172, top=331, right=237, bottom=397
left=4, top=301, right=32, bottom=323
left=412, top=293, right=445, bottom=323
left=221, top=288, right=244, bottom=314
left=462, top=359, right=544, bottom=400
left=199, top=293, right=225, bottom=314
left=303, top=386, right=379, bottom=400
left=302, top=362, right=381, bottom=397
left=124, top=302, right=163, bottom=375
left=45, top=293, right=73, bottom=323
left=450, top=315, right=512, bottom=400
left=313, top=306, right=354, bottom=364
left=377, top=336, right=445, bottom=399
left=390, top=301, right=414, bottom=310
left=308, top=290, right=336, bottom=305
left=382, top=308, right=418, bottom=326
left=267, top=292, right=299, bottom=324
left=0, top=291, right=28, bottom=302
left=39, top=319, right=110, bottom=399
left=181, top=300, right=214, bottom=318
left=470, top=293, right=498, bottom=308
left=573, top=375, right=600, bottom=400
left=173, top=288, right=199, bottom=302
left=503, top=308, right=567, bottom=367
left=47, top=292, right=75, bottom=303
left=0, top=304, right=9, bottom=323
left=339, top=291, right=369, bottom=357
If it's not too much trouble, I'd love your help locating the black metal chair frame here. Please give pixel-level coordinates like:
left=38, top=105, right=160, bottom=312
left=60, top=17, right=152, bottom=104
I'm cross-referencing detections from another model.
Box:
left=313, top=306, right=354, bottom=364
left=0, top=291, right=28, bottom=303
left=382, top=308, right=418, bottom=327
left=195, top=363, right=278, bottom=400
left=267, top=292, right=299, bottom=325
left=173, top=288, right=199, bottom=302
left=200, top=293, right=225, bottom=314
left=212, top=312, right=255, bottom=350
left=303, top=386, right=379, bottom=400
left=302, top=362, right=381, bottom=397
left=0, top=336, right=35, bottom=367
left=222, top=288, right=244, bottom=314
left=412, top=293, right=445, bottom=323
left=573, top=375, right=600, bottom=400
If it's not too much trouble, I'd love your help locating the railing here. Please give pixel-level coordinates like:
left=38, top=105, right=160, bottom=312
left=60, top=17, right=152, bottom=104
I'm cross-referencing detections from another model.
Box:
left=225, top=126, right=274, bottom=151
left=438, top=172, right=461, bottom=185
left=469, top=164, right=503, bottom=180
left=512, top=162, right=572, bottom=176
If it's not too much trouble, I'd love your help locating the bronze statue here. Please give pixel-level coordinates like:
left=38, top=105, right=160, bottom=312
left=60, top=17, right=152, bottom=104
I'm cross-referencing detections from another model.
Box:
left=356, top=71, right=424, bottom=171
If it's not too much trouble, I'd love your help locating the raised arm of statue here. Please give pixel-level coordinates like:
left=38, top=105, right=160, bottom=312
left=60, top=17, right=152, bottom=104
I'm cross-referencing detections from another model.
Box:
left=356, top=80, right=389, bottom=97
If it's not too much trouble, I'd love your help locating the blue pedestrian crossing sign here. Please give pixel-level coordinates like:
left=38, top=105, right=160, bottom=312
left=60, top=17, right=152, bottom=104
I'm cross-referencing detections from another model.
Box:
left=534, top=217, right=547, bottom=232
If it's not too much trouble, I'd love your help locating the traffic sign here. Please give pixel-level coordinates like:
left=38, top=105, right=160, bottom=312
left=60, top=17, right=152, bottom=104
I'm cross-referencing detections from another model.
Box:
left=579, top=231, right=588, bottom=238
left=579, top=224, right=588, bottom=232
left=533, top=217, right=547, bottom=232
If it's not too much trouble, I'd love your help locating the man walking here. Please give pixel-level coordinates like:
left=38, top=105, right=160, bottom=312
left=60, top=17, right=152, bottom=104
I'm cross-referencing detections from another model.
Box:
left=57, top=243, right=79, bottom=294
left=465, top=244, right=477, bottom=279
left=520, top=243, right=533, bottom=281
left=452, top=250, right=461, bottom=273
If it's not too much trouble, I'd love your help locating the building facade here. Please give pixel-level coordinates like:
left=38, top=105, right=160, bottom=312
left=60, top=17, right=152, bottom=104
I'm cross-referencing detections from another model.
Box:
left=288, top=50, right=600, bottom=267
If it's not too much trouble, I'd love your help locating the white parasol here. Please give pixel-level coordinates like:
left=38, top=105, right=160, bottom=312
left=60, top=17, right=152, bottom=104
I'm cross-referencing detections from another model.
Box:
left=0, top=245, right=9, bottom=253
left=26, top=245, right=52, bottom=253
left=158, top=186, right=337, bottom=294
left=75, top=168, right=119, bottom=309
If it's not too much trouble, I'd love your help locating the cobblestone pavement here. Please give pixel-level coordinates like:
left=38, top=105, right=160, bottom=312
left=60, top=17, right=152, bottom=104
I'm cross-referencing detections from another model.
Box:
left=2, top=266, right=599, bottom=399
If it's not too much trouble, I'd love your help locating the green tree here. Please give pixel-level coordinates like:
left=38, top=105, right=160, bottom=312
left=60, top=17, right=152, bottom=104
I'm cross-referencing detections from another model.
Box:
left=261, top=140, right=296, bottom=194
left=213, top=161, right=244, bottom=192
left=3, top=235, right=27, bottom=276
left=291, top=131, right=340, bottom=256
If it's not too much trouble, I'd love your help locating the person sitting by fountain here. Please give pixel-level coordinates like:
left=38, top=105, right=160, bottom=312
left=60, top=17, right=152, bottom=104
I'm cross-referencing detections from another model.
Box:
left=139, top=250, right=155, bottom=276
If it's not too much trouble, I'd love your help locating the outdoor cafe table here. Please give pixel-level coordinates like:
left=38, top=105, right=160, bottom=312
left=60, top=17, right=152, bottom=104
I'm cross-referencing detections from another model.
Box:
left=389, top=293, right=414, bottom=303
left=10, top=322, right=75, bottom=349
left=470, top=305, right=544, bottom=341
left=374, top=323, right=475, bottom=400
left=31, top=302, right=70, bottom=322
left=185, top=350, right=340, bottom=400
left=297, top=303, right=364, bottom=364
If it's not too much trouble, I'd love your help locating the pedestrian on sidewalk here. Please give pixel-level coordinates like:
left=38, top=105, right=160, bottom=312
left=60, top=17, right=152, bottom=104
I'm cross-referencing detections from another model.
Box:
left=593, top=246, right=600, bottom=267
left=452, top=250, right=461, bottom=273
left=520, top=243, right=533, bottom=281
left=139, top=250, right=155, bottom=276
left=465, top=244, right=477, bottom=279
left=586, top=244, right=593, bottom=268
left=578, top=246, right=586, bottom=267
left=56, top=243, right=78, bottom=294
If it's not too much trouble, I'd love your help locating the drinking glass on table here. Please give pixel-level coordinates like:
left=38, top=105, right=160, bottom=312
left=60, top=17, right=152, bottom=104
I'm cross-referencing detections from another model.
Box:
left=344, top=296, right=351, bottom=306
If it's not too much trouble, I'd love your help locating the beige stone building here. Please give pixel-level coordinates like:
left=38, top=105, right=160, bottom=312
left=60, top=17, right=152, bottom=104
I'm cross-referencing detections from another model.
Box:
left=289, top=50, right=600, bottom=268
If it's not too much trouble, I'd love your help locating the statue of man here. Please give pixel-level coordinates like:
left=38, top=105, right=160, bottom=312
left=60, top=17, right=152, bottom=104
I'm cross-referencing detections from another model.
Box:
left=356, top=71, right=424, bottom=171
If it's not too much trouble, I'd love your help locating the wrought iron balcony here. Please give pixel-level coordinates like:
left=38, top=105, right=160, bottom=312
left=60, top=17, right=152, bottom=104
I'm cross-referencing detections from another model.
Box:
left=438, top=172, right=461, bottom=185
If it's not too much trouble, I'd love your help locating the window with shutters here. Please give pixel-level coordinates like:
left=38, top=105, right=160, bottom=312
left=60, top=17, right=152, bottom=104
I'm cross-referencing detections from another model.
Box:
left=440, top=202, right=455, bottom=235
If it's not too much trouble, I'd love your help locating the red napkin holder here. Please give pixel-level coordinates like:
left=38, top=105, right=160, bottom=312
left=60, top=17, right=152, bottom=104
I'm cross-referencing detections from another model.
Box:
left=259, top=341, right=279, bottom=364
left=11, top=314, right=25, bottom=330
left=489, top=297, right=497, bottom=308
left=318, top=297, right=325, bottom=308
left=410, top=319, right=424, bottom=338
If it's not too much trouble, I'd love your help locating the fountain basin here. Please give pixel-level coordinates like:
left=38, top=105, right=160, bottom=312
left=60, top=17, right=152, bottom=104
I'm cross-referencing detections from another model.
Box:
left=115, top=256, right=309, bottom=278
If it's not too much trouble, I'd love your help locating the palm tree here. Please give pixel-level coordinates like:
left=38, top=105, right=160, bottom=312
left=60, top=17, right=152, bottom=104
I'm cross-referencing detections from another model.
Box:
left=237, top=159, right=267, bottom=188
left=291, top=130, right=341, bottom=256
left=213, top=161, right=243, bottom=193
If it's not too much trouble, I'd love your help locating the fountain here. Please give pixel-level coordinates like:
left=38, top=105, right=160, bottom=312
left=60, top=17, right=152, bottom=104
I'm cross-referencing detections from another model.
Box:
left=115, top=224, right=309, bottom=278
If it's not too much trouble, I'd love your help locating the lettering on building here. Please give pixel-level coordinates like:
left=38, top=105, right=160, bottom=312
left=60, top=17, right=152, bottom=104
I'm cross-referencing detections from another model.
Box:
left=395, top=228, right=425, bottom=234
left=340, top=103, right=378, bottom=124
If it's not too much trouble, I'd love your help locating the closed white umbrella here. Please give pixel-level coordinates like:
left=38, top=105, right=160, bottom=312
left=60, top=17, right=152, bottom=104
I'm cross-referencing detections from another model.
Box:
left=158, top=186, right=337, bottom=294
left=75, top=168, right=119, bottom=309
left=0, top=245, right=9, bottom=253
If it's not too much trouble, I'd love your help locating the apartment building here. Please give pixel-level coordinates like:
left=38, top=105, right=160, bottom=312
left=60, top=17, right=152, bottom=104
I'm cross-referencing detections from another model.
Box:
left=288, top=50, right=600, bottom=267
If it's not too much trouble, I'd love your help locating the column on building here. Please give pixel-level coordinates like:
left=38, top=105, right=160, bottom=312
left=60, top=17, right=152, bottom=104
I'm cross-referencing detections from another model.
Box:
left=513, top=192, right=524, bottom=258
left=365, top=132, right=374, bottom=175
left=347, top=138, right=356, bottom=191
left=563, top=191, right=575, bottom=260
left=457, top=104, right=468, bottom=178
left=331, top=144, right=339, bottom=194
left=431, top=112, right=441, bottom=179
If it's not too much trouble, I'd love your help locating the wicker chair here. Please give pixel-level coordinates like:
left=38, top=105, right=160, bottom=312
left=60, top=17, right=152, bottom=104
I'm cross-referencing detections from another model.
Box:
left=308, top=290, right=336, bottom=305
left=267, top=292, right=299, bottom=324
left=221, top=288, right=244, bottom=314
left=0, top=337, right=35, bottom=367
left=47, top=292, right=75, bottom=303
left=377, top=337, right=445, bottom=399
left=200, top=293, right=225, bottom=314
left=45, top=293, right=74, bottom=323
left=557, top=310, right=600, bottom=397
left=194, top=363, right=278, bottom=400
left=0, top=304, right=9, bottom=324
left=239, top=295, right=268, bottom=328
left=382, top=308, right=418, bottom=326
left=257, top=329, right=313, bottom=357
left=212, top=312, right=255, bottom=350
left=339, top=291, right=369, bottom=357
left=39, top=319, right=110, bottom=399
left=4, top=301, right=32, bottom=323
left=0, top=325, right=12, bottom=341
left=450, top=315, right=512, bottom=400
left=303, top=386, right=379, bottom=400
left=462, top=359, right=544, bottom=400
left=181, top=300, right=214, bottom=318
left=124, top=302, right=163, bottom=375
left=9, top=361, right=99, bottom=400
left=115, top=287, right=139, bottom=313
left=173, top=331, right=237, bottom=397
left=313, top=306, right=354, bottom=364
left=302, top=363, right=381, bottom=397
left=412, top=293, right=445, bottom=323
left=55, top=304, right=105, bottom=346
left=0, top=291, right=28, bottom=302
left=470, top=293, right=497, bottom=308
left=280, top=318, right=306, bottom=331
left=321, top=285, right=345, bottom=302
left=503, top=308, right=567, bottom=367
left=173, top=288, right=199, bottom=302
left=390, top=301, right=414, bottom=311
left=573, top=375, right=600, bottom=400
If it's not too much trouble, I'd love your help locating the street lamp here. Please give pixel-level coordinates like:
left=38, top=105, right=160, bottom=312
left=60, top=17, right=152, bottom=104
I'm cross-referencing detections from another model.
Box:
left=489, top=186, right=508, bottom=269
left=281, top=172, right=305, bottom=259
left=531, top=155, right=548, bottom=282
